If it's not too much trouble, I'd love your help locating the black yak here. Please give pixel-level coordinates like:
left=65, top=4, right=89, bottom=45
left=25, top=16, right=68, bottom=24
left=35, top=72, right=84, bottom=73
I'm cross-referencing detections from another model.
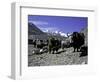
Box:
left=48, top=37, right=61, bottom=54
left=71, top=32, right=85, bottom=52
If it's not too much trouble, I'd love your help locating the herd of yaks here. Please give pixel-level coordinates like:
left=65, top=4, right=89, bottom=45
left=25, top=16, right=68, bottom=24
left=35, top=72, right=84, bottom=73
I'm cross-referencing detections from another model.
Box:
left=28, top=32, right=87, bottom=57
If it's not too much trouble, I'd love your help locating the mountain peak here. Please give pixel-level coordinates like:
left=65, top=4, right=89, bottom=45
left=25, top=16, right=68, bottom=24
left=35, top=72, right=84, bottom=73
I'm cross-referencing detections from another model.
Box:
left=28, top=22, right=45, bottom=35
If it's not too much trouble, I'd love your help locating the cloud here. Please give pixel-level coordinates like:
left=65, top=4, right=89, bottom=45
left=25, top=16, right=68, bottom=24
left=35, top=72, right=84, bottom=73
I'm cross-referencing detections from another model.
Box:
left=29, top=21, right=48, bottom=25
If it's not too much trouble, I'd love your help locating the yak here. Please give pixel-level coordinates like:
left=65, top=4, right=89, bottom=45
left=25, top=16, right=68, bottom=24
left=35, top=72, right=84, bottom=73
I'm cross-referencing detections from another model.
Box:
left=48, top=37, right=61, bottom=54
left=71, top=32, right=85, bottom=52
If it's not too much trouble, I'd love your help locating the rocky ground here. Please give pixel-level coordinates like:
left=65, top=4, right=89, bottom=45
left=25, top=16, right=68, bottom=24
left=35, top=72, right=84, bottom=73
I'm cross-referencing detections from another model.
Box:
left=28, top=45, right=88, bottom=66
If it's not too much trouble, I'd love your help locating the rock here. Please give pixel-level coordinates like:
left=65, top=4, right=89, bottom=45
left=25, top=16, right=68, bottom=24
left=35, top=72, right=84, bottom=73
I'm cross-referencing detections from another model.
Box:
left=32, top=48, right=40, bottom=54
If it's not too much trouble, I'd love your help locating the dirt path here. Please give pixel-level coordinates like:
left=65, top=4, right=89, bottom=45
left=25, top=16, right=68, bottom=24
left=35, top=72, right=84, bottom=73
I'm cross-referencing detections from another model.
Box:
left=28, top=47, right=87, bottom=66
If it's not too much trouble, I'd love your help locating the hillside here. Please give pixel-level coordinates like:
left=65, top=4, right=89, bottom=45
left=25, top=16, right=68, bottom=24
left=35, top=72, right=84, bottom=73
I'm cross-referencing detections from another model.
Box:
left=80, top=27, right=88, bottom=46
left=28, top=22, right=45, bottom=35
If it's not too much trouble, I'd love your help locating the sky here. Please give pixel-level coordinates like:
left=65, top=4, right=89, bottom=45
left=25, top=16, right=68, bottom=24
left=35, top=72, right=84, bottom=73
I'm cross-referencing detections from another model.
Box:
left=28, top=15, right=88, bottom=34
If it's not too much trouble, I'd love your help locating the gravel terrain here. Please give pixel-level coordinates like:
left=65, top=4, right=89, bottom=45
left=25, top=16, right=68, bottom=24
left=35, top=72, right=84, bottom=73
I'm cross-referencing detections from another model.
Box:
left=28, top=45, right=87, bottom=66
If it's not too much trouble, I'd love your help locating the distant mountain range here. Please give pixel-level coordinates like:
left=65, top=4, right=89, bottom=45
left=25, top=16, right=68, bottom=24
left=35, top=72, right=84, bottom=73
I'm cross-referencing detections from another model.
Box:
left=28, top=22, right=69, bottom=37
left=28, top=22, right=68, bottom=40
left=45, top=31, right=71, bottom=37
left=28, top=22, right=87, bottom=42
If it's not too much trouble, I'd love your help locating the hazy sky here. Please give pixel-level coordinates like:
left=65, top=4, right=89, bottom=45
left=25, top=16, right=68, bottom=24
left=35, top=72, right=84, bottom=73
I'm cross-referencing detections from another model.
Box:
left=28, top=15, right=88, bottom=33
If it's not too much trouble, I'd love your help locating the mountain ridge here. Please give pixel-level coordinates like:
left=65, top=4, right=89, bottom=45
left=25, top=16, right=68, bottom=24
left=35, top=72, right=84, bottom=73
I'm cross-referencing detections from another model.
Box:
left=28, top=22, right=45, bottom=35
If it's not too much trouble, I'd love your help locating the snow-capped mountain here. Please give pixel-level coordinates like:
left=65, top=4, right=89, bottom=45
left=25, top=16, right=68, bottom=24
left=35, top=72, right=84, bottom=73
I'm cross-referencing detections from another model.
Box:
left=44, top=30, right=70, bottom=37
